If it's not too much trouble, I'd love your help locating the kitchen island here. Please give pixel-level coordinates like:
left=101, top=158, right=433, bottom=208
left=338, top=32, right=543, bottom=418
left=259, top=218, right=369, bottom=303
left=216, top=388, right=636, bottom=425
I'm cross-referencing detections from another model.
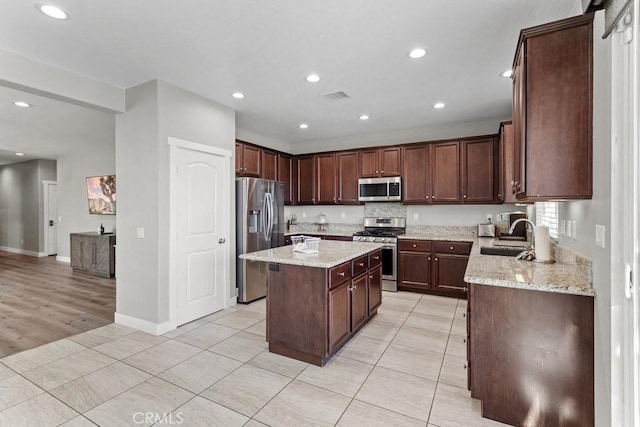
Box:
left=240, top=240, right=383, bottom=366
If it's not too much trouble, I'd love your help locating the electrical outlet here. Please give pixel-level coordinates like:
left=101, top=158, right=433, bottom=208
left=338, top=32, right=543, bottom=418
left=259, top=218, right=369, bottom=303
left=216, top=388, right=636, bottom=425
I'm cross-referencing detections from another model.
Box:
left=486, top=213, right=492, bottom=223
left=302, top=212, right=306, bottom=219
left=595, top=225, right=606, bottom=248
left=413, top=213, right=419, bottom=220
left=560, top=220, right=566, bottom=236
left=341, top=212, right=346, bottom=219
left=566, top=221, right=572, bottom=238
left=136, top=227, right=145, bottom=238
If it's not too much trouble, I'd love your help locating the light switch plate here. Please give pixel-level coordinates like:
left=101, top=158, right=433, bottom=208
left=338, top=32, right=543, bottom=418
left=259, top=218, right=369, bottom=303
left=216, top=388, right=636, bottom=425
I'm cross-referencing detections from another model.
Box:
left=302, top=212, right=306, bottom=218
left=136, top=227, right=144, bottom=238
left=595, top=224, right=606, bottom=248
left=560, top=220, right=566, bottom=236
left=341, top=212, right=346, bottom=219
left=571, top=221, right=577, bottom=239
left=566, top=221, right=572, bottom=238
left=413, top=213, right=419, bottom=220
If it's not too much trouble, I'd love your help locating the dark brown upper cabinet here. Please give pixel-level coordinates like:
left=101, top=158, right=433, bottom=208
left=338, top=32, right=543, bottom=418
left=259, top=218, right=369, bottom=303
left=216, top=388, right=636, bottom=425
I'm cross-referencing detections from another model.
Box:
left=316, top=153, right=338, bottom=204
left=278, top=153, right=294, bottom=205
left=461, top=137, right=497, bottom=203
left=499, top=121, right=517, bottom=203
left=512, top=14, right=593, bottom=201
left=261, top=149, right=278, bottom=181
left=337, top=151, right=360, bottom=204
left=235, top=141, right=261, bottom=177
left=431, top=141, right=461, bottom=203
left=296, top=155, right=316, bottom=205
left=402, top=144, right=430, bottom=203
left=359, top=147, right=401, bottom=178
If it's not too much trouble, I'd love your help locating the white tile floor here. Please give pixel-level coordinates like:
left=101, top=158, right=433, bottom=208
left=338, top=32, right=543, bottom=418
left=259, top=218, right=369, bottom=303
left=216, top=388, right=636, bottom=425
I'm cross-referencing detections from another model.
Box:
left=0, top=292, right=510, bottom=426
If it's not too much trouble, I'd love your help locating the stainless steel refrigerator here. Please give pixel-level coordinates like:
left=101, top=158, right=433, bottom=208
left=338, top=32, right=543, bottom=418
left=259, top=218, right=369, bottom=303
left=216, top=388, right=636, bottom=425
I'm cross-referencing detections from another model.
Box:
left=236, top=177, right=284, bottom=303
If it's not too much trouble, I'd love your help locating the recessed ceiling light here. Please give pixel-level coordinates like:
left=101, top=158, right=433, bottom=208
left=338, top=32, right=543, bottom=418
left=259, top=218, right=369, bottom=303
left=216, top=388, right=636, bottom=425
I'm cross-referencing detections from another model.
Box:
left=501, top=69, right=513, bottom=78
left=15, top=153, right=25, bottom=156
left=37, top=4, right=68, bottom=20
left=433, top=102, right=446, bottom=109
left=409, top=48, right=427, bottom=59
left=306, top=74, right=320, bottom=83
left=299, top=123, right=309, bottom=129
left=13, top=101, right=31, bottom=108
left=359, top=115, right=370, bottom=120
left=232, top=92, right=245, bottom=99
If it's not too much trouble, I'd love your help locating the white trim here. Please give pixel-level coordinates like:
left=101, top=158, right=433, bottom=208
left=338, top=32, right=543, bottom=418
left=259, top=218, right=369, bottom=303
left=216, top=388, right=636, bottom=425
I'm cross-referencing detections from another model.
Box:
left=227, top=297, right=238, bottom=308
left=56, top=256, right=70, bottom=263
left=0, top=246, right=45, bottom=257
left=168, top=136, right=232, bottom=329
left=43, top=180, right=57, bottom=256
left=114, top=312, right=173, bottom=336
left=167, top=137, right=232, bottom=159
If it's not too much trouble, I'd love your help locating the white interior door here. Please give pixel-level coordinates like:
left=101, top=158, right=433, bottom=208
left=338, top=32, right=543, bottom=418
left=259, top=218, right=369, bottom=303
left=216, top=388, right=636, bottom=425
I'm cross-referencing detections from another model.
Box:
left=173, top=143, right=229, bottom=326
left=46, top=182, right=58, bottom=255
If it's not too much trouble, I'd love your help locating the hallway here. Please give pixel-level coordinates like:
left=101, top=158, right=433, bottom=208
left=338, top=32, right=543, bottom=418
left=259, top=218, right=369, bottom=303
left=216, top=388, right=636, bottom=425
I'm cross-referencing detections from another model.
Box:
left=0, top=251, right=115, bottom=357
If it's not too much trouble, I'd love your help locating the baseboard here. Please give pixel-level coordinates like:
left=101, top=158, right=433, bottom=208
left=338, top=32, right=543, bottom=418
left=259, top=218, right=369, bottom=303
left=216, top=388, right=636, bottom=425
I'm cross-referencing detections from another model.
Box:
left=56, top=256, right=71, bottom=263
left=114, top=312, right=174, bottom=336
left=227, top=297, right=238, bottom=308
left=0, top=246, right=41, bottom=257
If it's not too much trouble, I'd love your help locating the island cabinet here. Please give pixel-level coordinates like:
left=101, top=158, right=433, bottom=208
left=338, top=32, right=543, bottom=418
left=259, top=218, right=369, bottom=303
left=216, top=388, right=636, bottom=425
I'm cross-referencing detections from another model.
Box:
left=266, top=246, right=382, bottom=366
left=70, top=232, right=116, bottom=278
left=512, top=14, right=593, bottom=201
left=359, top=147, right=401, bottom=178
left=467, top=283, right=594, bottom=426
left=398, top=239, right=470, bottom=298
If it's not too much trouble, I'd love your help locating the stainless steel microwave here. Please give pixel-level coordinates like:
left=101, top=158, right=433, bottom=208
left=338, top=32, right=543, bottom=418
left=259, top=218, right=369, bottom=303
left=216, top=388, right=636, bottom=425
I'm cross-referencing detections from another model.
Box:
left=358, top=177, right=402, bottom=202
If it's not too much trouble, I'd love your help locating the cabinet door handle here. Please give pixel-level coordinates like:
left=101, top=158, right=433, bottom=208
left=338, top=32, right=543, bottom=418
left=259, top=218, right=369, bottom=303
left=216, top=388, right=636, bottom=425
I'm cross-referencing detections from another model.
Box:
left=381, top=170, right=384, bottom=174
left=463, top=194, right=467, bottom=199
left=450, top=246, right=454, bottom=250
left=464, top=287, right=468, bottom=293
left=435, top=257, right=438, bottom=261
left=339, top=272, right=345, bottom=277
left=431, top=195, right=435, bottom=199
left=352, top=285, right=357, bottom=290
left=412, top=244, right=417, bottom=248
left=375, top=170, right=379, bottom=174
left=428, top=257, right=431, bottom=261
left=358, top=262, right=365, bottom=267
left=373, top=256, right=379, bottom=260
left=369, top=275, right=373, bottom=279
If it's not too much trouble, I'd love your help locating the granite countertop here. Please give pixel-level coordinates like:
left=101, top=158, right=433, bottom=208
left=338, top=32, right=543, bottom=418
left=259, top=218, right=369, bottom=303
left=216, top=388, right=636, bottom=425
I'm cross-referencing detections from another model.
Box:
left=239, top=240, right=383, bottom=269
left=399, top=232, right=594, bottom=297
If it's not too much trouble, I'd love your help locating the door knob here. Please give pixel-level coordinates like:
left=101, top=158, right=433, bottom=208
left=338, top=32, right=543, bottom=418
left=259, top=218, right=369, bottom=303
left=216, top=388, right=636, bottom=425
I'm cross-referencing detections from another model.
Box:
left=218, top=238, right=226, bottom=244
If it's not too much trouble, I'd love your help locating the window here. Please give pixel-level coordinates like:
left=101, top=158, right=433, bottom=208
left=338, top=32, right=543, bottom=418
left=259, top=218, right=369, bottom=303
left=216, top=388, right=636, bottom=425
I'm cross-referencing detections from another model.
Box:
left=535, top=202, right=559, bottom=239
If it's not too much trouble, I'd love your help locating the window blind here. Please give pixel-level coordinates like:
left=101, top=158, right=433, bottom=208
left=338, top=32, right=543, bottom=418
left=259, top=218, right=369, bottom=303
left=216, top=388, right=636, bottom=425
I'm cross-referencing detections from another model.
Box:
left=535, top=202, right=559, bottom=239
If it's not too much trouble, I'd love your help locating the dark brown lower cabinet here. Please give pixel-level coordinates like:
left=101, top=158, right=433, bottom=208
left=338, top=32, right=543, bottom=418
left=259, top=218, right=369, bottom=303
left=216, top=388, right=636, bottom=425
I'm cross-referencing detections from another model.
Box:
left=267, top=248, right=382, bottom=366
left=468, top=283, right=594, bottom=426
left=398, top=239, right=470, bottom=297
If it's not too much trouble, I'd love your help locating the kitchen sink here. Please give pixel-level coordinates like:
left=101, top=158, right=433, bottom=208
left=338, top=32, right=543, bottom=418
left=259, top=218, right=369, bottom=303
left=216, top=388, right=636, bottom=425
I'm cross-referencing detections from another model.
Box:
left=480, top=246, right=529, bottom=257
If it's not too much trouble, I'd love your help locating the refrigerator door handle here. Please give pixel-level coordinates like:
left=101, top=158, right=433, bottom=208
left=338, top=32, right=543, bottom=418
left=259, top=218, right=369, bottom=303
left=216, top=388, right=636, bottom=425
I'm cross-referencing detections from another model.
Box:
left=266, top=192, right=273, bottom=242
left=262, top=195, right=268, bottom=242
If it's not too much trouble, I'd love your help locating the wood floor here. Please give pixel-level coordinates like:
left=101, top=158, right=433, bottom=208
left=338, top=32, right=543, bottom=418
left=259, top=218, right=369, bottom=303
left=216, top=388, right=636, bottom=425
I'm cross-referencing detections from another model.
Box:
left=0, top=250, right=115, bottom=357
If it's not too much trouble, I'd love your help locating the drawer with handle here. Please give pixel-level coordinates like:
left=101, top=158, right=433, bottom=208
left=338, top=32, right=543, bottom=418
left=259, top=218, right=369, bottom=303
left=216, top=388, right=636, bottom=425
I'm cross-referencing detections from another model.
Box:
left=329, top=261, right=351, bottom=288
left=352, top=254, right=369, bottom=277
left=369, top=249, right=382, bottom=268
left=433, top=241, right=472, bottom=255
left=398, top=239, right=432, bottom=253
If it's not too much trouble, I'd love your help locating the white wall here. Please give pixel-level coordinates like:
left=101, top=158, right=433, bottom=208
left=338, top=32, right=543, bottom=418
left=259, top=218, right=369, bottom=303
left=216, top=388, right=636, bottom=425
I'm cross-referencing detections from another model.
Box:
left=115, top=80, right=235, bottom=327
left=553, top=9, right=612, bottom=426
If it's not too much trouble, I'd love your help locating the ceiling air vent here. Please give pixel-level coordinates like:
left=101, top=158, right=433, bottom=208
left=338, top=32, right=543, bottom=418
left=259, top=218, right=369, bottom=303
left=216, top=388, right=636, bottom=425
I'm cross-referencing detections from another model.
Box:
left=322, top=91, right=350, bottom=102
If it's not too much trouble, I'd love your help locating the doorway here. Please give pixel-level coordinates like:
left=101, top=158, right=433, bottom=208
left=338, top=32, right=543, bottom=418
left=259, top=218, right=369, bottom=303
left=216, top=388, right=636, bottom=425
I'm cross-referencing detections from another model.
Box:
left=169, top=137, right=231, bottom=327
left=43, top=180, right=58, bottom=256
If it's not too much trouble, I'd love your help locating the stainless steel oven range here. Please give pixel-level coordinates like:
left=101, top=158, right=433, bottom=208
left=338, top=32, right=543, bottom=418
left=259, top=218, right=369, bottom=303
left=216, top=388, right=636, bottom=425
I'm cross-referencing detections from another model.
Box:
left=352, top=217, right=405, bottom=292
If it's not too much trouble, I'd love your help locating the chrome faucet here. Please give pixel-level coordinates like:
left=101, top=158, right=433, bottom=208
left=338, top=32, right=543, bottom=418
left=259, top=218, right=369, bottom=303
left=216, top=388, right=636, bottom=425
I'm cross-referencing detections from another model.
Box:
left=508, top=218, right=536, bottom=249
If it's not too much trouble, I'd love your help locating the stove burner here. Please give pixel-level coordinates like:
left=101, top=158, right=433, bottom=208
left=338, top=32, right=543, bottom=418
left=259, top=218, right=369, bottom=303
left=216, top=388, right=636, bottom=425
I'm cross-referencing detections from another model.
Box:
left=353, top=229, right=405, bottom=237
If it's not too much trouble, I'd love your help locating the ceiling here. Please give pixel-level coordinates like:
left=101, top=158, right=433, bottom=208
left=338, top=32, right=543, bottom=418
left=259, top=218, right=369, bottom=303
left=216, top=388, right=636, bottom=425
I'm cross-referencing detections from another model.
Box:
left=0, top=0, right=579, bottom=161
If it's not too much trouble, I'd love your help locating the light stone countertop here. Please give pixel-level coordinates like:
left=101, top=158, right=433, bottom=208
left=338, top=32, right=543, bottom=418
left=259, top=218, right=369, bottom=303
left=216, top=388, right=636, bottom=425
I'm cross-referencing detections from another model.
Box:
left=239, top=240, right=383, bottom=269
left=284, top=231, right=357, bottom=238
left=400, top=233, right=595, bottom=297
